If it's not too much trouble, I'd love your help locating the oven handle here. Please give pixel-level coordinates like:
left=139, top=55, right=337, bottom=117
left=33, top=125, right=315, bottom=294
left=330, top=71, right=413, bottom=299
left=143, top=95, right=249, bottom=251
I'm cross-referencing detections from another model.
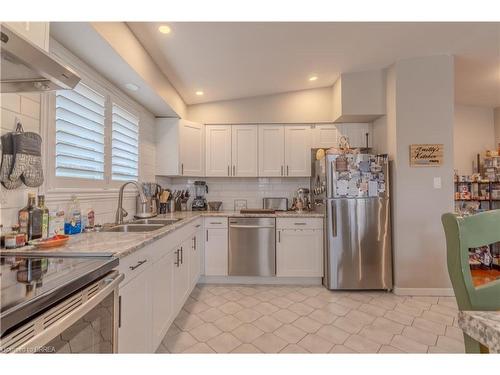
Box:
left=12, top=271, right=124, bottom=353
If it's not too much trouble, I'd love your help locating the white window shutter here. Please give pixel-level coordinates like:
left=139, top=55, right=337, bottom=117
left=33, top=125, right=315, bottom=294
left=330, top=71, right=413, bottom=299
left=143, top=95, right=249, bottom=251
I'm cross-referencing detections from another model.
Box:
left=55, top=83, right=105, bottom=180
left=111, top=104, right=139, bottom=181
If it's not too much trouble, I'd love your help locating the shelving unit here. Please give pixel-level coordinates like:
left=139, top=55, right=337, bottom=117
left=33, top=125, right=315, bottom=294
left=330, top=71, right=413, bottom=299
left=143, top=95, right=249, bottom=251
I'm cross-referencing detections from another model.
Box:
left=454, top=180, right=500, bottom=272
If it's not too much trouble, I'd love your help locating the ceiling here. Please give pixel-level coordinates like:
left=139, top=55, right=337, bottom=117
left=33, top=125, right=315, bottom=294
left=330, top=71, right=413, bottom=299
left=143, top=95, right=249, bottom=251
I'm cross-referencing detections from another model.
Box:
left=128, top=22, right=500, bottom=108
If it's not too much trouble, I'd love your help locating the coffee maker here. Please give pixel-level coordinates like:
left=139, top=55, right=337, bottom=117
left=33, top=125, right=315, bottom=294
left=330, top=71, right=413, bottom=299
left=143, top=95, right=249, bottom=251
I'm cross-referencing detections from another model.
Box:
left=192, top=181, right=208, bottom=211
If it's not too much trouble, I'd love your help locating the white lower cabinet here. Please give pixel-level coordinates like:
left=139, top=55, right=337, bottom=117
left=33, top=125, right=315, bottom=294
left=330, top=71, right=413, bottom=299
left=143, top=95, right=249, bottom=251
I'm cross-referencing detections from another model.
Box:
left=189, top=227, right=203, bottom=287
left=118, top=267, right=152, bottom=353
left=151, top=251, right=175, bottom=350
left=276, top=218, right=324, bottom=277
left=118, top=223, right=202, bottom=353
left=173, top=239, right=191, bottom=312
left=204, top=228, right=228, bottom=276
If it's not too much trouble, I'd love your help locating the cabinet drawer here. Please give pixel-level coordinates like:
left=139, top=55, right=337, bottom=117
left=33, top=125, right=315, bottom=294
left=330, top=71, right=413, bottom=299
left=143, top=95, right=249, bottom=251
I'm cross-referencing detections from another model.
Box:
left=204, top=217, right=228, bottom=229
left=119, top=246, right=154, bottom=287
left=277, top=217, right=323, bottom=230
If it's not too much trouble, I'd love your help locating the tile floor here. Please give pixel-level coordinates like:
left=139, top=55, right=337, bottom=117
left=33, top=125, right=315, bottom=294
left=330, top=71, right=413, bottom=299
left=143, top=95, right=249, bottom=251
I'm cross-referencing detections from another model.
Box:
left=157, top=284, right=465, bottom=354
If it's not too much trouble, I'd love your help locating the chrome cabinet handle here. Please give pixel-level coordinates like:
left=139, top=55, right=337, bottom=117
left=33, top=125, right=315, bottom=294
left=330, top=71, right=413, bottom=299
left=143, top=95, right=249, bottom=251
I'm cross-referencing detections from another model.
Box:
left=287, top=165, right=289, bottom=176
left=180, top=246, right=183, bottom=264
left=129, top=259, right=147, bottom=271
left=181, top=163, right=184, bottom=175
left=193, top=236, right=196, bottom=250
left=118, top=295, right=122, bottom=328
left=228, top=165, right=230, bottom=176
left=195, top=224, right=201, bottom=228
left=281, top=165, right=283, bottom=176
left=294, top=222, right=307, bottom=226
left=209, top=222, right=222, bottom=224
left=206, top=229, right=208, bottom=242
left=174, top=250, right=180, bottom=267
left=233, top=165, right=236, bottom=176
left=278, top=230, right=281, bottom=243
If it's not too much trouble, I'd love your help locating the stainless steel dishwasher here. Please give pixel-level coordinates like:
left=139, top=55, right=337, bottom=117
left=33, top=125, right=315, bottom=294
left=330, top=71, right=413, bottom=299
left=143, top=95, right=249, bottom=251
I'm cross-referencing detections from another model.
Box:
left=228, top=217, right=276, bottom=276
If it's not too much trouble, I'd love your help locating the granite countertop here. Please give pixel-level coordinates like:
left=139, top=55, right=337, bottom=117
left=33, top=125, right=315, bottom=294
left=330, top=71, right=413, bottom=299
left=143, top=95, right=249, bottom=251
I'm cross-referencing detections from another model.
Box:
left=458, top=310, right=500, bottom=353
left=0, top=210, right=323, bottom=259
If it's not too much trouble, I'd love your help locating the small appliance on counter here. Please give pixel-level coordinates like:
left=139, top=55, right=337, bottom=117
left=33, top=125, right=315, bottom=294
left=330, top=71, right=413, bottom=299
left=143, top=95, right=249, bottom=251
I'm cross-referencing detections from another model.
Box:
left=263, top=197, right=288, bottom=211
left=135, top=182, right=161, bottom=218
left=208, top=201, right=222, bottom=211
left=293, top=188, right=311, bottom=212
left=192, top=181, right=208, bottom=211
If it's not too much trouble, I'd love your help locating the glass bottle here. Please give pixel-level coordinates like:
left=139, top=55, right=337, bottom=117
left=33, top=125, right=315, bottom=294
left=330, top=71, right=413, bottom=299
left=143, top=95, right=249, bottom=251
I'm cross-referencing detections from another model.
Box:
left=18, top=193, right=33, bottom=244
left=64, top=195, right=82, bottom=235
left=28, top=195, right=42, bottom=241
left=38, top=195, right=49, bottom=239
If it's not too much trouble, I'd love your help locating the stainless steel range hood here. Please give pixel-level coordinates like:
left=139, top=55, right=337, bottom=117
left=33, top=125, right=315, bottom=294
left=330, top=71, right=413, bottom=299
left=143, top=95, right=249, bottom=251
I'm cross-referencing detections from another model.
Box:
left=1, top=25, right=80, bottom=93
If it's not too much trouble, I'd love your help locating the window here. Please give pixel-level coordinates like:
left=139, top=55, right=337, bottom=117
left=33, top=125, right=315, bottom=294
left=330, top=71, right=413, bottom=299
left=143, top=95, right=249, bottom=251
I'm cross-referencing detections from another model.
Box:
left=111, top=104, right=139, bottom=181
left=55, top=83, right=105, bottom=180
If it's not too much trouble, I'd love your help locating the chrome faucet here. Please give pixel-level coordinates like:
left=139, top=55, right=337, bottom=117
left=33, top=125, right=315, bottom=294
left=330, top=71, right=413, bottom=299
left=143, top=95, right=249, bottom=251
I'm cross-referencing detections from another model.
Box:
left=115, top=181, right=147, bottom=224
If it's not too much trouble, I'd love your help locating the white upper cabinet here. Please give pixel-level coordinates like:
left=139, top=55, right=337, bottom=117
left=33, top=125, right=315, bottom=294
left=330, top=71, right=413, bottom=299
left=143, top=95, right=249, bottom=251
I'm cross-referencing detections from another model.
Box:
left=156, top=118, right=204, bottom=177
left=284, top=125, right=311, bottom=177
left=336, top=123, right=372, bottom=149
left=3, top=22, right=50, bottom=51
left=258, top=125, right=285, bottom=177
left=205, top=125, right=232, bottom=177
left=231, top=125, right=258, bottom=177
left=180, top=120, right=204, bottom=176
left=312, top=124, right=338, bottom=148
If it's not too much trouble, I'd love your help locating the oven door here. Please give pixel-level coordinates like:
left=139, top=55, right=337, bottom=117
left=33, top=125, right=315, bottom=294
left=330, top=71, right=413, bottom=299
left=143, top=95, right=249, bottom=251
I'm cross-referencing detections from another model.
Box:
left=2, top=271, right=123, bottom=354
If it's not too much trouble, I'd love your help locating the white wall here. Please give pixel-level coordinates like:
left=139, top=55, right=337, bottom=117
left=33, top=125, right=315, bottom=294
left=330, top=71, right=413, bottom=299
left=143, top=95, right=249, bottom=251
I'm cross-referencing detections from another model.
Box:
left=380, top=55, right=455, bottom=294
left=187, top=87, right=332, bottom=124
left=454, top=105, right=494, bottom=175
left=157, top=176, right=309, bottom=211
left=395, top=55, right=455, bottom=292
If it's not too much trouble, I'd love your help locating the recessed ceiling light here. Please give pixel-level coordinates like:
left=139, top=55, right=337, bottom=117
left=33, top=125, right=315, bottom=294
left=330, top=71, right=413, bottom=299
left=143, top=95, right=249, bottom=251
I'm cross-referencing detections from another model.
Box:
left=124, top=83, right=139, bottom=91
left=195, top=91, right=204, bottom=96
left=309, top=75, right=318, bottom=82
left=158, top=25, right=171, bottom=34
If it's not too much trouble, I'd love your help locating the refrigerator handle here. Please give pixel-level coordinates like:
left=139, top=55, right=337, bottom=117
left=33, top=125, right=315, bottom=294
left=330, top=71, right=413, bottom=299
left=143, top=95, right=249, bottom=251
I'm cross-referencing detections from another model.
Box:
left=331, top=200, right=337, bottom=237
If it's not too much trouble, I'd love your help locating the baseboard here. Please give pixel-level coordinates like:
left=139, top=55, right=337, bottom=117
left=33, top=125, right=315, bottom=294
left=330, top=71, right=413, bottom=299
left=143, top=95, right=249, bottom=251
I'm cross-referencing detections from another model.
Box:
left=199, top=276, right=323, bottom=286
left=393, top=287, right=455, bottom=296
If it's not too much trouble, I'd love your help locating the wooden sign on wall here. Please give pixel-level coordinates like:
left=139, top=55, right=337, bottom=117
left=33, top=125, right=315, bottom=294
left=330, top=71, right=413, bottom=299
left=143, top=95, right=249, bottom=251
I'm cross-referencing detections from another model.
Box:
left=409, top=144, right=443, bottom=167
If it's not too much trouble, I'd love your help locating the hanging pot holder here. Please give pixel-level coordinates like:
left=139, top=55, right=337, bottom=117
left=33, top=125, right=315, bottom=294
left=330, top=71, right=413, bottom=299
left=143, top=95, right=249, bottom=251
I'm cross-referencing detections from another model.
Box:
left=10, top=123, right=44, bottom=188
left=0, top=122, right=24, bottom=189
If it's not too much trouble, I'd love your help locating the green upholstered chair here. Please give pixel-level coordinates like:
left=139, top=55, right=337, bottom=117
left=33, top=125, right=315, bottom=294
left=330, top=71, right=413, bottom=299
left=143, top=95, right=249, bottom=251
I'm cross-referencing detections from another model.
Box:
left=442, top=210, right=500, bottom=353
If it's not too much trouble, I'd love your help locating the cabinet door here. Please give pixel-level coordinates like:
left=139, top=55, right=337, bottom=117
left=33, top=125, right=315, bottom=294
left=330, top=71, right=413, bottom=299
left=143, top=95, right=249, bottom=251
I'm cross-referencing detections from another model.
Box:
left=276, top=229, right=323, bottom=277
left=336, top=123, right=372, bottom=148
left=151, top=251, right=175, bottom=351
left=180, top=120, right=204, bottom=176
left=205, top=125, right=232, bottom=177
left=3, top=22, right=50, bottom=51
left=312, top=124, right=338, bottom=148
left=189, top=233, right=202, bottom=287
left=118, top=269, right=152, bottom=353
left=284, top=125, right=312, bottom=177
left=205, top=228, right=228, bottom=276
left=232, top=125, right=258, bottom=177
left=258, top=125, right=285, bottom=177
left=173, top=241, right=191, bottom=311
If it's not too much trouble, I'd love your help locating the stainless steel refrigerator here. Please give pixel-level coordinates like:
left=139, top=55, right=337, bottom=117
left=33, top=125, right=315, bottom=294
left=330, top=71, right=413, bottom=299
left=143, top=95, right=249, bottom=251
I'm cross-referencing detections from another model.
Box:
left=311, top=150, right=393, bottom=290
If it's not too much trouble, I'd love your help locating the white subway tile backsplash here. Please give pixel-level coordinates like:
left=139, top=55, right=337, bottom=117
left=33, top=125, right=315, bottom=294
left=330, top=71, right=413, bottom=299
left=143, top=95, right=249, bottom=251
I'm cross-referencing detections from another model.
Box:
left=157, top=176, right=310, bottom=211
left=20, top=96, right=41, bottom=119
left=0, top=94, right=21, bottom=113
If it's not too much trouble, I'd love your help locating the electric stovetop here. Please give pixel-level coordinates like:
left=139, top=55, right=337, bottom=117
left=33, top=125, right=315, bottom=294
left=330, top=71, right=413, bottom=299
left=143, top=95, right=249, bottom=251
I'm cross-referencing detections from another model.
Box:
left=0, top=254, right=118, bottom=337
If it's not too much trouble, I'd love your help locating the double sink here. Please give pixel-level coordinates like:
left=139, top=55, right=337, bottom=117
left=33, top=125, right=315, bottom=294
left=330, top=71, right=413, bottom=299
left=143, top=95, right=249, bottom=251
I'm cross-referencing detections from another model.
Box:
left=102, top=218, right=181, bottom=233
